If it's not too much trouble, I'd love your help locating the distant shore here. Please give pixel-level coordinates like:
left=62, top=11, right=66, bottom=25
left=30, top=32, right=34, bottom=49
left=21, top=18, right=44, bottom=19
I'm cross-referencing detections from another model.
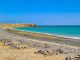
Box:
left=0, top=24, right=36, bottom=28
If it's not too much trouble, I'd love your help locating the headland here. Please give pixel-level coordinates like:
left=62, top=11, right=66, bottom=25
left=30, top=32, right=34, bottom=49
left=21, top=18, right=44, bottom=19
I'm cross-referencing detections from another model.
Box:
left=0, top=24, right=36, bottom=28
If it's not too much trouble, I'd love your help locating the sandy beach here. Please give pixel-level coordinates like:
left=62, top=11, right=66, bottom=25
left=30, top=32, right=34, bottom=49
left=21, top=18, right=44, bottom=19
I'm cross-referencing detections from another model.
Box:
left=0, top=27, right=80, bottom=60
left=0, top=46, right=66, bottom=60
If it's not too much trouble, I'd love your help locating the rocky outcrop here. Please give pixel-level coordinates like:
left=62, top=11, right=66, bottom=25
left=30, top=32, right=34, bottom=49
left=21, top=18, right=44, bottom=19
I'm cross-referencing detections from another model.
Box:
left=0, top=24, right=36, bottom=28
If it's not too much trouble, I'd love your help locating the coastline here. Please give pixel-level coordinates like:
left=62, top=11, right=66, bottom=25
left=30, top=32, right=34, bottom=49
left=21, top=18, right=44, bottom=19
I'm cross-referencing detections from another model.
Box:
left=0, top=27, right=80, bottom=60
left=1, top=27, right=80, bottom=49
left=6, top=27, right=80, bottom=46
left=2, top=27, right=79, bottom=47
left=15, top=28, right=80, bottom=39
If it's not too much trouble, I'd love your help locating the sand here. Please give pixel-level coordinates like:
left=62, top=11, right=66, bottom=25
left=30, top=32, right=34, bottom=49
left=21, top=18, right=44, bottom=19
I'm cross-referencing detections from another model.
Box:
left=0, top=46, right=66, bottom=60
left=0, top=27, right=80, bottom=60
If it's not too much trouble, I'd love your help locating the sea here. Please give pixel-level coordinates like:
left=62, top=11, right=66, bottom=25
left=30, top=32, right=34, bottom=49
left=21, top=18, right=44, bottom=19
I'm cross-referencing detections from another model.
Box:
left=15, top=25, right=80, bottom=39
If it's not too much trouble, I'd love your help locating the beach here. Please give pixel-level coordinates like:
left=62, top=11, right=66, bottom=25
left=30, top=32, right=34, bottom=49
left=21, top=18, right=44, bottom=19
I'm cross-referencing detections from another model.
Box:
left=0, top=27, right=80, bottom=60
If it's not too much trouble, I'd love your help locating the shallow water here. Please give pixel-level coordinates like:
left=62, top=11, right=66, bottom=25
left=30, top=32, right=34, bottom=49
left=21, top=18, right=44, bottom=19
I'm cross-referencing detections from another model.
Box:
left=15, top=25, right=80, bottom=38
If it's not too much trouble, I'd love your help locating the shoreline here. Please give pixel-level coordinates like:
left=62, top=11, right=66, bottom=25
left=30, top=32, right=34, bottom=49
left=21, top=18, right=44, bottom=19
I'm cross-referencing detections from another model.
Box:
left=0, top=27, right=80, bottom=60
left=2, top=27, right=79, bottom=48
left=1, top=27, right=79, bottom=49
left=14, top=28, right=80, bottom=39
left=6, top=27, right=80, bottom=46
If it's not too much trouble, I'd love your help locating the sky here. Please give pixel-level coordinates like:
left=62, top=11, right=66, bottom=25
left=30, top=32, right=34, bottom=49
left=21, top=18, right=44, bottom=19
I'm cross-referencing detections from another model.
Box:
left=0, top=0, right=80, bottom=25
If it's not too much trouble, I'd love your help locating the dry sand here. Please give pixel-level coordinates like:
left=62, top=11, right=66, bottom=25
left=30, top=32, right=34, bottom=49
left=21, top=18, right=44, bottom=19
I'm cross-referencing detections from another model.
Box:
left=0, top=46, right=66, bottom=60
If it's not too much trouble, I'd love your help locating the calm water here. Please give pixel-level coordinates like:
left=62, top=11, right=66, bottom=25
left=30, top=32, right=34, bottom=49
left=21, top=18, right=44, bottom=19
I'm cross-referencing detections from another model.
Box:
left=16, top=26, right=80, bottom=38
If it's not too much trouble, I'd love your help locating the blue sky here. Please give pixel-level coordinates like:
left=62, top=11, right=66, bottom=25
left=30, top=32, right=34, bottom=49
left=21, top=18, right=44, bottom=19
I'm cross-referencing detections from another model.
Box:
left=0, top=0, right=80, bottom=25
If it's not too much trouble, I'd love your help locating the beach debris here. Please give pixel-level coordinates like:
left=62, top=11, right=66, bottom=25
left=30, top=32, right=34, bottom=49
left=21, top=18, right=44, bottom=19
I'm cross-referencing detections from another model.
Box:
left=4, top=41, right=12, bottom=46
left=65, top=56, right=72, bottom=60
left=9, top=44, right=28, bottom=49
left=73, top=55, right=80, bottom=60
left=34, top=48, right=64, bottom=56
left=44, top=43, right=50, bottom=48
left=46, top=50, right=53, bottom=56
left=56, top=49, right=64, bottom=53
left=34, top=50, right=48, bottom=56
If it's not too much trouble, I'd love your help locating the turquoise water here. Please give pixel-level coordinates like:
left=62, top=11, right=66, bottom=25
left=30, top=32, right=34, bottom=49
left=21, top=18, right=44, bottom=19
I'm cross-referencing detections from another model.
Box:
left=15, top=26, right=80, bottom=38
